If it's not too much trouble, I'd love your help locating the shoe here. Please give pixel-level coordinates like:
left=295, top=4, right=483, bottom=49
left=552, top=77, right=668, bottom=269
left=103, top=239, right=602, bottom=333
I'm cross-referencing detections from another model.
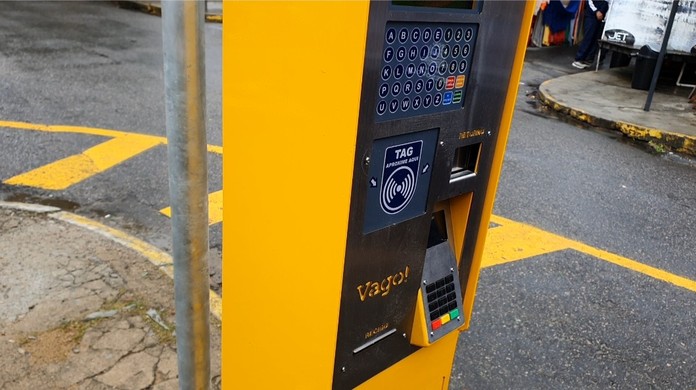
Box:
left=572, top=60, right=592, bottom=69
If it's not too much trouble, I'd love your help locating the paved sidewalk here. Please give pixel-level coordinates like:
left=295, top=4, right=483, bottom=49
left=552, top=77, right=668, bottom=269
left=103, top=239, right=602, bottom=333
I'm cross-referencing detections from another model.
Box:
left=539, top=66, right=696, bottom=156
left=0, top=203, right=221, bottom=389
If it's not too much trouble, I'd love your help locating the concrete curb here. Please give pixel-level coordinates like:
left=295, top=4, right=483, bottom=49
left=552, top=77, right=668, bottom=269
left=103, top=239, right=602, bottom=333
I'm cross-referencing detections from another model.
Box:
left=114, top=1, right=223, bottom=23
left=0, top=201, right=222, bottom=320
left=538, top=81, right=696, bottom=156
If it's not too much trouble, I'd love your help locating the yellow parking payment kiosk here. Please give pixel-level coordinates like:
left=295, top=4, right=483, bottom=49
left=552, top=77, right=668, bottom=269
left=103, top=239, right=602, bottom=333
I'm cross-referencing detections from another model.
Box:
left=222, top=1, right=534, bottom=388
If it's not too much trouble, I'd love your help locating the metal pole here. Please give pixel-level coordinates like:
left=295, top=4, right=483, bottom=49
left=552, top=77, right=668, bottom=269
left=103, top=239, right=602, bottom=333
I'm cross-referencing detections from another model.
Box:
left=161, top=1, right=211, bottom=389
left=644, top=0, right=680, bottom=111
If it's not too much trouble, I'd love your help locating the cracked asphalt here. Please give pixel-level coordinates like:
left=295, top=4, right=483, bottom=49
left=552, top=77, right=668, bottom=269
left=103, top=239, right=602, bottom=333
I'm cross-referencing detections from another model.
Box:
left=0, top=207, right=221, bottom=389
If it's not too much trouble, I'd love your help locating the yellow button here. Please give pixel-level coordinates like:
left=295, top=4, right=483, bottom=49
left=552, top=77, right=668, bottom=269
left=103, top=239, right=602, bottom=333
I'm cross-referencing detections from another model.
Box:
left=440, top=313, right=450, bottom=325
left=455, top=75, right=465, bottom=88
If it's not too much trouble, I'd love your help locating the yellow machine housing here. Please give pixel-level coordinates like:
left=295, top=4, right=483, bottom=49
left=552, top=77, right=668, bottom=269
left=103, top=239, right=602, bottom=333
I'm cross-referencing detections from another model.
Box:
left=222, top=1, right=534, bottom=388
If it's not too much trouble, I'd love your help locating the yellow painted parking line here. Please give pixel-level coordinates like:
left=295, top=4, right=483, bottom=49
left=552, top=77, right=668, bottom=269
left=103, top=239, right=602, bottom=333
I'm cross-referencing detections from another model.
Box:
left=4, top=133, right=163, bottom=190
left=2, top=119, right=693, bottom=294
left=0, top=119, right=223, bottom=155
left=160, top=189, right=223, bottom=226
left=1, top=119, right=224, bottom=224
left=571, top=241, right=696, bottom=293
left=482, top=217, right=573, bottom=268
left=485, top=215, right=696, bottom=293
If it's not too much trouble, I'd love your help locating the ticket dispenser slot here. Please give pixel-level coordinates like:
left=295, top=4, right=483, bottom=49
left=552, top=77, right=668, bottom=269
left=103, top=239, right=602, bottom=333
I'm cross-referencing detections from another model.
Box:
left=450, top=143, right=481, bottom=182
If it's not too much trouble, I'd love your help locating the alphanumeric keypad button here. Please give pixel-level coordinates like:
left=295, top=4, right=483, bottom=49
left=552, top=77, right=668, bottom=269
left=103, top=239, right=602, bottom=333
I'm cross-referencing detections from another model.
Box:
left=452, top=45, right=460, bottom=57
left=417, top=63, right=426, bottom=77
left=431, top=45, right=440, bottom=59
left=437, top=288, right=445, bottom=297
left=438, top=61, right=447, bottom=75
left=428, top=62, right=437, bottom=76
left=426, top=283, right=437, bottom=293
left=379, top=83, right=389, bottom=98
left=423, top=94, right=432, bottom=107
left=444, top=28, right=453, bottom=42
left=389, top=99, right=399, bottom=113
left=434, top=28, right=443, bottom=42
left=434, top=93, right=442, bottom=106
left=394, top=64, right=404, bottom=79
left=436, top=77, right=445, bottom=90
left=381, top=65, right=392, bottom=80
left=403, top=80, right=413, bottom=94
left=436, top=279, right=445, bottom=289
left=447, top=292, right=456, bottom=302
left=406, top=63, right=415, bottom=78
left=441, top=45, right=450, bottom=58
left=420, top=46, right=429, bottom=60
left=391, top=82, right=401, bottom=96
left=400, top=97, right=410, bottom=112
left=445, top=274, right=454, bottom=283
left=398, top=28, right=409, bottom=43
left=429, top=301, right=439, bottom=312
left=376, top=101, right=387, bottom=115
left=448, top=302, right=458, bottom=311
left=411, top=28, right=421, bottom=43
left=430, top=310, right=440, bottom=321
left=438, top=297, right=447, bottom=307
left=425, top=78, right=434, bottom=91
left=449, top=61, right=457, bottom=73
left=422, top=28, right=432, bottom=42
left=455, top=28, right=463, bottom=41
left=386, top=28, right=397, bottom=44
left=459, top=60, right=468, bottom=73
left=396, top=46, right=406, bottom=61
left=439, top=307, right=449, bottom=316
left=384, top=47, right=394, bottom=62
left=415, top=79, right=424, bottom=93
left=428, top=291, right=437, bottom=302
left=465, top=28, right=473, bottom=42
left=412, top=95, right=421, bottom=109
left=409, top=46, right=418, bottom=61
left=462, top=44, right=470, bottom=57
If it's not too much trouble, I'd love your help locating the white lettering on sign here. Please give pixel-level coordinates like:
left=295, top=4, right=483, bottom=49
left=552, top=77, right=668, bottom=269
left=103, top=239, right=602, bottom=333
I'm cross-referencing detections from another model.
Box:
left=393, top=147, right=414, bottom=159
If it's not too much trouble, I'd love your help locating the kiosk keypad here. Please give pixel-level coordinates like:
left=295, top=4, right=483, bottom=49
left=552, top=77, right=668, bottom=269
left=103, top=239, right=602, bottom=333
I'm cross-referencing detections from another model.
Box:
left=425, top=274, right=461, bottom=331
left=376, top=22, right=478, bottom=122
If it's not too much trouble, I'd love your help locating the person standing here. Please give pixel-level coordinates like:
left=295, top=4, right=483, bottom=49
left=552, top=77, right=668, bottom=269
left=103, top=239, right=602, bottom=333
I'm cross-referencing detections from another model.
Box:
left=572, top=0, right=609, bottom=69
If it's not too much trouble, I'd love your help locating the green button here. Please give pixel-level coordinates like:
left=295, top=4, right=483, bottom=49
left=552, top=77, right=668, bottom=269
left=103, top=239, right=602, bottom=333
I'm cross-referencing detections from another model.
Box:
left=449, top=308, right=459, bottom=319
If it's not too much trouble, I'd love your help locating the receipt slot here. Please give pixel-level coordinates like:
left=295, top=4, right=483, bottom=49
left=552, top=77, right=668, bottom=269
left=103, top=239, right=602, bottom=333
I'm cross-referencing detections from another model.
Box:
left=222, top=1, right=533, bottom=389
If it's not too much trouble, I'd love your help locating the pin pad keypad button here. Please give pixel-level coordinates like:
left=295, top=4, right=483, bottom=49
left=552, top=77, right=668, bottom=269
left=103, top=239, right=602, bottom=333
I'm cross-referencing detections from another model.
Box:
left=425, top=274, right=461, bottom=330
left=376, top=22, right=477, bottom=121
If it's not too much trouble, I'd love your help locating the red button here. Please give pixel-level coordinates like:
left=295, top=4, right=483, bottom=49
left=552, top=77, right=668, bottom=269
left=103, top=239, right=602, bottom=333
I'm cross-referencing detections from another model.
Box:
left=432, top=318, right=442, bottom=330
left=446, top=76, right=455, bottom=90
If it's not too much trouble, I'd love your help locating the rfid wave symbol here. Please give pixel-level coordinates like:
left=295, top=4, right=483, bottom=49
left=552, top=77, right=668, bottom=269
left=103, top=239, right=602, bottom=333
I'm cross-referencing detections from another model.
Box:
left=380, top=166, right=417, bottom=214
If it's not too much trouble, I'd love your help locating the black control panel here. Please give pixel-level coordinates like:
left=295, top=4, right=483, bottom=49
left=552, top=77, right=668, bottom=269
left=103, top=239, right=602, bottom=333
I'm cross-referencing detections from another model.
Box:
left=333, top=0, right=529, bottom=387
left=376, top=22, right=478, bottom=121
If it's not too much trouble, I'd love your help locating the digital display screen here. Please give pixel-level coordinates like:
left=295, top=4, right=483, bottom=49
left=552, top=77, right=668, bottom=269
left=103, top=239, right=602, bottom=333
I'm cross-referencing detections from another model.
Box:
left=392, top=0, right=477, bottom=10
